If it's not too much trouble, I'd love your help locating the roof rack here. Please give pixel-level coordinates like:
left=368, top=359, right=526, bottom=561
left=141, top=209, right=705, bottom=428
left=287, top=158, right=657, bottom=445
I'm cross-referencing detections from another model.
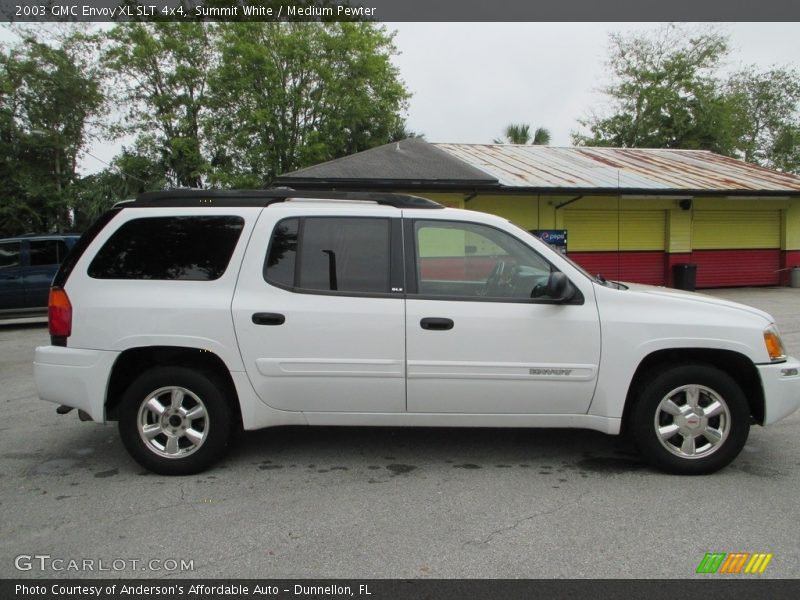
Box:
left=132, top=189, right=443, bottom=209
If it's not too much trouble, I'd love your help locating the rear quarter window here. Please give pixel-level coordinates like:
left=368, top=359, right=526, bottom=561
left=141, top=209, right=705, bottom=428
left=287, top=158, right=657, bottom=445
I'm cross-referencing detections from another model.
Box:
left=29, top=239, right=70, bottom=266
left=88, top=216, right=244, bottom=281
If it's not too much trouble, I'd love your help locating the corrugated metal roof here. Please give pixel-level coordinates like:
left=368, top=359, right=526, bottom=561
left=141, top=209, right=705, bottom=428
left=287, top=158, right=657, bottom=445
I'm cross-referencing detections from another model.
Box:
left=434, top=144, right=800, bottom=192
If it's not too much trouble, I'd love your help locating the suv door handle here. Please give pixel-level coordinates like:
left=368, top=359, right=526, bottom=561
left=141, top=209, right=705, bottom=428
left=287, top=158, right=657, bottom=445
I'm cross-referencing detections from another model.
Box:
left=252, top=312, right=285, bottom=326
left=420, top=317, right=454, bottom=331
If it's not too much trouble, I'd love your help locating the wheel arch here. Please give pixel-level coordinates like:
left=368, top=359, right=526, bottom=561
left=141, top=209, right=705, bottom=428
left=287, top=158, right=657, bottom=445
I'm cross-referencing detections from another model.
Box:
left=105, top=346, right=241, bottom=427
left=621, top=348, right=764, bottom=435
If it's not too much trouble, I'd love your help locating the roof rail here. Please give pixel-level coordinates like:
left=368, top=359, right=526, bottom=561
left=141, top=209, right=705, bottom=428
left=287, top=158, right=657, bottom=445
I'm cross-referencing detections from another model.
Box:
left=132, top=189, right=443, bottom=209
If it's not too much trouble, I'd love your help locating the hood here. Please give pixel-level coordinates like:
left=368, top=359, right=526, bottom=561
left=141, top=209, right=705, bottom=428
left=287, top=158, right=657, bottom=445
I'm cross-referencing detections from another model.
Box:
left=616, top=282, right=774, bottom=324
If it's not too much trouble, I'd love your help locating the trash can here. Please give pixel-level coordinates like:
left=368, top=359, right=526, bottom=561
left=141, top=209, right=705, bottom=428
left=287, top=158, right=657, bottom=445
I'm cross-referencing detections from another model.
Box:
left=791, top=267, right=800, bottom=288
left=673, top=263, right=697, bottom=291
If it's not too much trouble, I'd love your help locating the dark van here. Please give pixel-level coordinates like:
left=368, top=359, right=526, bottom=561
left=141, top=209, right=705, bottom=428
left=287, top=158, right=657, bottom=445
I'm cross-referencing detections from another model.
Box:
left=0, top=235, right=79, bottom=316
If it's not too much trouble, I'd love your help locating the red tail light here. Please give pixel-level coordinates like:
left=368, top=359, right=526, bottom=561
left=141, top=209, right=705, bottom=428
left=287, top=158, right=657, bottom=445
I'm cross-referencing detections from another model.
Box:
left=48, top=288, right=72, bottom=338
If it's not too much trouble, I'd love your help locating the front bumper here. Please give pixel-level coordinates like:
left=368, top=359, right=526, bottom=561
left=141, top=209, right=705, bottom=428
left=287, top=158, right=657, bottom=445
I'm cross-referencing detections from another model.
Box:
left=758, top=356, right=800, bottom=425
left=34, top=345, right=120, bottom=423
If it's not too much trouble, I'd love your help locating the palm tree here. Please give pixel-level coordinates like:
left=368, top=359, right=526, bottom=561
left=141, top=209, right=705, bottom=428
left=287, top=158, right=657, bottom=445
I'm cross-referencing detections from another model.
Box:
left=494, top=123, right=551, bottom=145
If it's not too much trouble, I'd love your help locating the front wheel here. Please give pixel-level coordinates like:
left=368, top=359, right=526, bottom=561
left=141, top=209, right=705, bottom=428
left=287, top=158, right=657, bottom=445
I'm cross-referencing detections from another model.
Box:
left=631, top=365, right=750, bottom=475
left=118, top=366, right=232, bottom=475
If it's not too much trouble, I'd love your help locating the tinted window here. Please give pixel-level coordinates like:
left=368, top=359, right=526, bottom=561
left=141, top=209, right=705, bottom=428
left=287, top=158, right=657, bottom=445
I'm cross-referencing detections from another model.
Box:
left=264, top=218, right=298, bottom=287
left=264, top=217, right=390, bottom=294
left=88, top=216, right=244, bottom=280
left=0, top=242, right=20, bottom=269
left=414, top=220, right=552, bottom=299
left=29, top=240, right=69, bottom=266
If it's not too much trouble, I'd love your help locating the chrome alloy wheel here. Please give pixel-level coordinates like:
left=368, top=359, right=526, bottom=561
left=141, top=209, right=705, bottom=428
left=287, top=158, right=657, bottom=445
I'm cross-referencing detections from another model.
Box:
left=654, top=384, right=731, bottom=459
left=137, top=386, right=209, bottom=459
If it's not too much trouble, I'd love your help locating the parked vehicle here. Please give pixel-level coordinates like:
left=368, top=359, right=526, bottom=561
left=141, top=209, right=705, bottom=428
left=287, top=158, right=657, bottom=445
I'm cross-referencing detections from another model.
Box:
left=0, top=234, right=79, bottom=317
left=33, top=190, right=800, bottom=475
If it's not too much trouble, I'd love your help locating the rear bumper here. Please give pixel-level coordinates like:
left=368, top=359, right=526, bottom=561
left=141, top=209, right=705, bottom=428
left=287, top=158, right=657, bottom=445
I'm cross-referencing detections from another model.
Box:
left=758, top=357, right=800, bottom=425
left=34, top=346, right=119, bottom=423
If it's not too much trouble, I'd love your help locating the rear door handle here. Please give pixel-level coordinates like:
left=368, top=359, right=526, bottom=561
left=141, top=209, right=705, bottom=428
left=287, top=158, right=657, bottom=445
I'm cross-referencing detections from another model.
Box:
left=420, top=317, right=454, bottom=331
left=252, top=312, right=285, bottom=326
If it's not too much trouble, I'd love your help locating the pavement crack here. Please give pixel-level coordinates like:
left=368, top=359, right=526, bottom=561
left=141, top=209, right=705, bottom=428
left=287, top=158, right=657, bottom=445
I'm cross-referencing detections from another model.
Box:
left=463, top=493, right=587, bottom=548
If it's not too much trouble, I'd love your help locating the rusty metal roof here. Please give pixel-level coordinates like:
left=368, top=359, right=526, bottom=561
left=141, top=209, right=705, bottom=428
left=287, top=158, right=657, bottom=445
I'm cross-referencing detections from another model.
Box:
left=434, top=144, right=800, bottom=193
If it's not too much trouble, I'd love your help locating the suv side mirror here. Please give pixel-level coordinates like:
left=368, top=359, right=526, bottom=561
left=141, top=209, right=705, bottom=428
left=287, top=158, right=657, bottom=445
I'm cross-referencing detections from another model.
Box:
left=545, top=271, right=576, bottom=302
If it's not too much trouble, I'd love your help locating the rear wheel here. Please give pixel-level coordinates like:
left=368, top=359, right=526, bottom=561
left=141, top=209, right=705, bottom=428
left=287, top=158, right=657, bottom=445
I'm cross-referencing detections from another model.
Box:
left=631, top=365, right=750, bottom=475
left=118, top=366, right=232, bottom=475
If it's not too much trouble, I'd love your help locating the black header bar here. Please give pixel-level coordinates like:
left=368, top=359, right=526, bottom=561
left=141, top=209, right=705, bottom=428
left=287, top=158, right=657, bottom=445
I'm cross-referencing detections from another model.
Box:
left=3, top=579, right=800, bottom=600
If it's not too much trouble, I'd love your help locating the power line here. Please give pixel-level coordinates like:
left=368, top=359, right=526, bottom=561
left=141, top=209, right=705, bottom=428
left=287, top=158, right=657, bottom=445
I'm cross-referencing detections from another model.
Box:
left=83, top=149, right=149, bottom=185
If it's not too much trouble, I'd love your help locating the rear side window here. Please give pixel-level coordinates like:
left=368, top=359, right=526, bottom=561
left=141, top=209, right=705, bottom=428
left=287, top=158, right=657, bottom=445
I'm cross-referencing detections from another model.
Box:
left=264, top=217, right=390, bottom=294
left=264, top=218, right=298, bottom=288
left=29, top=240, right=69, bottom=266
left=0, top=241, right=20, bottom=269
left=88, top=216, right=244, bottom=281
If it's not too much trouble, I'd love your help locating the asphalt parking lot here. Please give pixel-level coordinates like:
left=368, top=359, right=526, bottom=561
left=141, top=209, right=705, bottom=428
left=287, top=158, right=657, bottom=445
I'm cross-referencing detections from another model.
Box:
left=1, top=287, right=799, bottom=580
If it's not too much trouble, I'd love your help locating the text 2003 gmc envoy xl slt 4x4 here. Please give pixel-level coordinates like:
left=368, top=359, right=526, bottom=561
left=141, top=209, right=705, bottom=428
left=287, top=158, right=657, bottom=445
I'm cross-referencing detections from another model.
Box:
left=33, top=190, right=800, bottom=475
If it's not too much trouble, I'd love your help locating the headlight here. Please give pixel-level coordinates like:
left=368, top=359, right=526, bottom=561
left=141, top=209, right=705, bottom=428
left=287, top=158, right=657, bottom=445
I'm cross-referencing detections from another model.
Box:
left=764, top=325, right=787, bottom=362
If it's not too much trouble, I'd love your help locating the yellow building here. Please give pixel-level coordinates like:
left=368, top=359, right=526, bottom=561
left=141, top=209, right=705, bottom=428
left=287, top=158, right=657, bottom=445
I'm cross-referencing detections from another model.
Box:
left=275, top=139, right=800, bottom=288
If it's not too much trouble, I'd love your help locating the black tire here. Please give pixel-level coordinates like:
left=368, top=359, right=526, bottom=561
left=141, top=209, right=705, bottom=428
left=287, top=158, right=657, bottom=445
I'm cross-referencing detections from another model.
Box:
left=631, top=365, right=750, bottom=475
left=118, top=366, right=232, bottom=475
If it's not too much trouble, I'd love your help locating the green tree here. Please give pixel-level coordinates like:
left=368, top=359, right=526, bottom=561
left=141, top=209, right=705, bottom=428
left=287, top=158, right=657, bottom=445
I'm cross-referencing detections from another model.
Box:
left=206, top=22, right=410, bottom=187
left=103, top=22, right=214, bottom=188
left=70, top=145, right=167, bottom=230
left=494, top=123, right=551, bottom=145
left=0, top=32, right=103, bottom=236
left=726, top=67, right=800, bottom=172
left=771, top=126, right=800, bottom=173
left=572, top=25, right=744, bottom=155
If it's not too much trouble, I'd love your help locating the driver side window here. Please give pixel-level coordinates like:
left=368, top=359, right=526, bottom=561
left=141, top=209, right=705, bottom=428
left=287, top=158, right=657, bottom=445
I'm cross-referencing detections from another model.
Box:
left=414, top=220, right=552, bottom=300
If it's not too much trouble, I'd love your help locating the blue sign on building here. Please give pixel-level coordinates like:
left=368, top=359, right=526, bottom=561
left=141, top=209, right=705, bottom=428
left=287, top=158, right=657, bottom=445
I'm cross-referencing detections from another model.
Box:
left=532, top=229, right=568, bottom=254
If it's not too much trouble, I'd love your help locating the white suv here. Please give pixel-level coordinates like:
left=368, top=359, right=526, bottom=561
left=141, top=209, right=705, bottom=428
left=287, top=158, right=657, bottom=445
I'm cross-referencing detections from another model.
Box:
left=33, top=190, right=800, bottom=475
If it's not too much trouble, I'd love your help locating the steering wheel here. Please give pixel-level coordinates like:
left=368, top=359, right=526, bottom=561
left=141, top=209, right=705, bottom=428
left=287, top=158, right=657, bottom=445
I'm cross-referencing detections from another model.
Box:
left=482, top=260, right=512, bottom=296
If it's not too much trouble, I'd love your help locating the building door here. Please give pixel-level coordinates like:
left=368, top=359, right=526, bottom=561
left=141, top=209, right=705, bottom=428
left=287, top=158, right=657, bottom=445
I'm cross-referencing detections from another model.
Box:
left=692, top=211, right=781, bottom=287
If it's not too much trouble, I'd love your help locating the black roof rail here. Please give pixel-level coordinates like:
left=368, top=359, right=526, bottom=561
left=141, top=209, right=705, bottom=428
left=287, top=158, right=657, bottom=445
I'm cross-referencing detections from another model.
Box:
left=132, top=189, right=443, bottom=209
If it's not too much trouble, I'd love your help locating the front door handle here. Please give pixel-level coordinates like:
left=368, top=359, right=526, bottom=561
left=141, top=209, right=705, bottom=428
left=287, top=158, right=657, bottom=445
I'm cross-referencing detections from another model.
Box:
left=252, top=312, right=285, bottom=326
left=420, top=317, right=454, bottom=331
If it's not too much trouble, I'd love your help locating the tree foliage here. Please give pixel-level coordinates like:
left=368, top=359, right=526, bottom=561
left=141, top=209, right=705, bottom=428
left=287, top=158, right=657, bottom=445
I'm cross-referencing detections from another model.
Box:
left=104, top=22, right=214, bottom=188
left=0, top=32, right=103, bottom=236
left=70, top=144, right=168, bottom=231
left=726, top=67, right=800, bottom=172
left=494, top=123, right=551, bottom=145
left=0, top=21, right=411, bottom=235
left=206, top=22, right=409, bottom=187
left=572, top=25, right=740, bottom=153
left=573, top=24, right=800, bottom=172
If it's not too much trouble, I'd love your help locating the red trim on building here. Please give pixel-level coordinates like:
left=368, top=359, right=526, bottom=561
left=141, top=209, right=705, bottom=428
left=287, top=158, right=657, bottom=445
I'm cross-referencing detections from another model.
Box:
left=568, top=251, right=666, bottom=286
left=569, top=250, right=786, bottom=288
left=420, top=250, right=791, bottom=289
left=419, top=257, right=496, bottom=280
left=692, top=249, right=780, bottom=288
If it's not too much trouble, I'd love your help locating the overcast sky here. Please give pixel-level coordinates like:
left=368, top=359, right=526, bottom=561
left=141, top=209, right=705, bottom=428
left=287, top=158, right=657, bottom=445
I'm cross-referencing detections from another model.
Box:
left=389, top=22, right=800, bottom=147
left=3, top=22, right=799, bottom=174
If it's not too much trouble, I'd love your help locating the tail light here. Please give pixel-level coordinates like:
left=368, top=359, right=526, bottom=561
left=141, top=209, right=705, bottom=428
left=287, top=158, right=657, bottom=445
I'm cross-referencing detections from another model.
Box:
left=48, top=287, right=72, bottom=342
